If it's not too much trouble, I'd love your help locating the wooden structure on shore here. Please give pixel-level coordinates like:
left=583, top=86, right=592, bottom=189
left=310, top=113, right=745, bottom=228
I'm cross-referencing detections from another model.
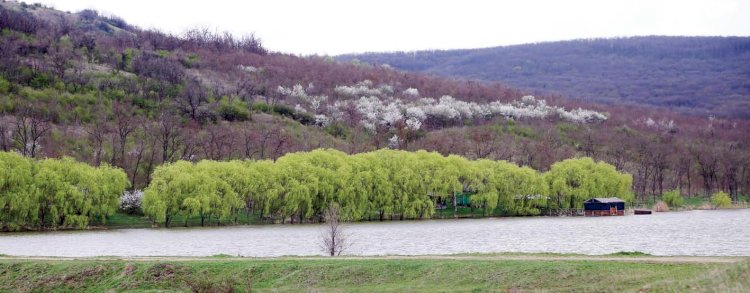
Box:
left=584, top=197, right=625, bottom=216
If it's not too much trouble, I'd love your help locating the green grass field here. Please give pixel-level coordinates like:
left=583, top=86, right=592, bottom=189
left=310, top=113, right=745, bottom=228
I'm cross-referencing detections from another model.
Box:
left=0, top=255, right=747, bottom=292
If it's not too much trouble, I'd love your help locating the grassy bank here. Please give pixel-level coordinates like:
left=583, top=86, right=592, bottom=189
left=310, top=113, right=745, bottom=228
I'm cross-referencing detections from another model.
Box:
left=0, top=255, right=747, bottom=292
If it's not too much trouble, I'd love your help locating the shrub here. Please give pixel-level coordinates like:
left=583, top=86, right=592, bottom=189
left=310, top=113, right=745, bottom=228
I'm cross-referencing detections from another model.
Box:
left=251, top=101, right=271, bottom=113
left=180, top=54, right=200, bottom=68
left=293, top=111, right=314, bottom=125
left=272, top=104, right=295, bottom=116
left=29, top=72, right=53, bottom=89
left=711, top=191, right=732, bottom=209
left=218, top=96, right=250, bottom=121
left=324, top=122, right=351, bottom=139
left=662, top=189, right=683, bottom=207
left=653, top=201, right=669, bottom=212
left=120, top=190, right=144, bottom=214
left=0, top=76, right=10, bottom=94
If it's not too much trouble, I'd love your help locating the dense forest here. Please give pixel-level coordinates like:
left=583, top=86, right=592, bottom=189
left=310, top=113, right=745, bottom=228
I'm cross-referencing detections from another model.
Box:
left=339, top=36, right=750, bottom=118
left=0, top=1, right=749, bottom=216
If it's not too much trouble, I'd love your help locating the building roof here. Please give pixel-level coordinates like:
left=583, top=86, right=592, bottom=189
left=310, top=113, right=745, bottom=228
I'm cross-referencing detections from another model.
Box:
left=586, top=197, right=625, bottom=203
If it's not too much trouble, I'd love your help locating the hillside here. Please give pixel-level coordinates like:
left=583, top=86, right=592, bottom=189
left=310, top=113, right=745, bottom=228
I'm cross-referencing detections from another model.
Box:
left=339, top=36, right=750, bottom=118
left=0, top=2, right=748, bottom=201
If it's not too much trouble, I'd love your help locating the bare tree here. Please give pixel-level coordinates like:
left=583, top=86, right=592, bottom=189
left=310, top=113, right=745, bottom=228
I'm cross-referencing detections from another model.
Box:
left=85, top=116, right=109, bottom=166
left=157, top=111, right=182, bottom=162
left=112, top=102, right=138, bottom=167
left=13, top=106, right=51, bottom=158
left=179, top=78, right=209, bottom=121
left=320, top=203, right=349, bottom=257
left=0, top=115, right=12, bottom=152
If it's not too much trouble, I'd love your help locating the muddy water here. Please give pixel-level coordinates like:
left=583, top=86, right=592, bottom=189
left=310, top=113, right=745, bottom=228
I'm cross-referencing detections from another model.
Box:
left=1, top=209, right=748, bottom=257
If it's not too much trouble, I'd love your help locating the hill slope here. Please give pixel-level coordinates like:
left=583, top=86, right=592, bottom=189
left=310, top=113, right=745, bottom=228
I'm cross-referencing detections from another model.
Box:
left=0, top=2, right=748, bottom=199
left=339, top=36, right=750, bottom=118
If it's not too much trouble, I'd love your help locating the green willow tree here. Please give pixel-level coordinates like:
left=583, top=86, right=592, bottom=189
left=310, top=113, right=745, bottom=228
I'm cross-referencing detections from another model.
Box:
left=0, top=152, right=128, bottom=231
left=545, top=157, right=633, bottom=209
left=0, top=152, right=35, bottom=230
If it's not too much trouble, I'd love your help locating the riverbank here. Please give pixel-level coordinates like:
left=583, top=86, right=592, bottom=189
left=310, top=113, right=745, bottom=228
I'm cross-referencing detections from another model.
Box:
left=0, top=254, right=746, bottom=292
left=92, top=200, right=748, bottom=231
left=91, top=207, right=549, bottom=230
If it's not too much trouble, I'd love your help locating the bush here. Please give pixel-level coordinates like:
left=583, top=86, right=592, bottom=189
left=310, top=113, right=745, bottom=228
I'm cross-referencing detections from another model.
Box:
left=0, top=76, right=10, bottom=94
left=662, top=189, right=683, bottom=207
left=653, top=201, right=669, bottom=212
left=293, top=111, right=314, bottom=125
left=120, top=190, right=144, bottom=214
left=251, top=101, right=271, bottom=113
left=29, top=72, right=53, bottom=89
left=252, top=102, right=313, bottom=124
left=218, top=96, right=250, bottom=121
left=271, top=104, right=295, bottom=116
left=324, top=122, right=351, bottom=139
left=711, top=191, right=732, bottom=208
left=180, top=54, right=200, bottom=68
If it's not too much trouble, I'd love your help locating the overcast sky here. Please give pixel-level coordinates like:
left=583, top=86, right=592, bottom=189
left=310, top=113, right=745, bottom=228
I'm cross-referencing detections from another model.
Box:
left=35, top=0, right=750, bottom=55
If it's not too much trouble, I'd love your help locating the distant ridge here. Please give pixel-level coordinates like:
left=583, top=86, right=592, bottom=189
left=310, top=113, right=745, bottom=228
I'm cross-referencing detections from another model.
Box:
left=339, top=36, right=750, bottom=118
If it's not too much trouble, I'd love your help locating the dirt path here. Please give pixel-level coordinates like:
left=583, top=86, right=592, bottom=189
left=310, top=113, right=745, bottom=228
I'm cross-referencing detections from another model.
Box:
left=0, top=254, right=744, bottom=264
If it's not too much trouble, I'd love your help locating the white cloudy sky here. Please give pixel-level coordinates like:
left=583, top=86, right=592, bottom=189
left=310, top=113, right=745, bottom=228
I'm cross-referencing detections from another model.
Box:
left=36, top=0, right=750, bottom=55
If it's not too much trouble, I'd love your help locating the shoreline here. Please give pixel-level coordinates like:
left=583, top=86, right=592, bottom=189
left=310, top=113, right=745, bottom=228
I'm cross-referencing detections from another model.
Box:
left=0, top=253, right=746, bottom=264
left=5, top=206, right=747, bottom=233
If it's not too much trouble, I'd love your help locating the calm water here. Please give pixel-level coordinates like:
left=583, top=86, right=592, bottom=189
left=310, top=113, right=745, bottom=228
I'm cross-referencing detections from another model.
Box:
left=1, top=209, right=748, bottom=257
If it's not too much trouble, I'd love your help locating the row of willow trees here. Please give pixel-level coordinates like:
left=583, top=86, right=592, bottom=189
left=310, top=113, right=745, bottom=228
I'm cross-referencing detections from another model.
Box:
left=143, top=149, right=633, bottom=226
left=0, top=152, right=128, bottom=231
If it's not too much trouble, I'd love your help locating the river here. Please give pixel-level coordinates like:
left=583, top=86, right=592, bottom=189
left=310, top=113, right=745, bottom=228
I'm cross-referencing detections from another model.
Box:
left=0, top=209, right=748, bottom=257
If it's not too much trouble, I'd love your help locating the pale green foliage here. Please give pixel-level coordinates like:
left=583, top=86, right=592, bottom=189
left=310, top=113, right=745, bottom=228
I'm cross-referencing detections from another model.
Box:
left=141, top=149, right=629, bottom=225
left=143, top=160, right=245, bottom=227
left=0, top=152, right=35, bottom=230
left=0, top=152, right=129, bottom=230
left=662, top=189, right=683, bottom=207
left=711, top=191, right=732, bottom=208
left=545, top=157, right=633, bottom=209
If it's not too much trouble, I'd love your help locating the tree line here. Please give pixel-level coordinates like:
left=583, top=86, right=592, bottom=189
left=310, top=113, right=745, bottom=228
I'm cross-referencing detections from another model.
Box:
left=142, top=149, right=633, bottom=226
left=0, top=151, right=128, bottom=231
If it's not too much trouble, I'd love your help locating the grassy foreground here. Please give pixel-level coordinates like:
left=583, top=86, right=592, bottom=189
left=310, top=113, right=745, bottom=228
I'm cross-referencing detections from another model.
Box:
left=0, top=255, right=748, bottom=292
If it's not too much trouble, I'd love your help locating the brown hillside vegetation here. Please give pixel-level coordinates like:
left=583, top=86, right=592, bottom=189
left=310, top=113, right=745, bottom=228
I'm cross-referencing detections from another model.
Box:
left=0, top=1, right=748, bottom=202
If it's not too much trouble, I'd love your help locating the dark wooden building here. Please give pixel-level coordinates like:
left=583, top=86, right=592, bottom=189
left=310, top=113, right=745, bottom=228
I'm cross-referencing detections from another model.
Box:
left=584, top=197, right=625, bottom=216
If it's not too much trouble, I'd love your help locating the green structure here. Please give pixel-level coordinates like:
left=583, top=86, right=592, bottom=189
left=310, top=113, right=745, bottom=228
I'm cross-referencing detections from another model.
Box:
left=432, top=191, right=474, bottom=209
left=454, top=192, right=473, bottom=206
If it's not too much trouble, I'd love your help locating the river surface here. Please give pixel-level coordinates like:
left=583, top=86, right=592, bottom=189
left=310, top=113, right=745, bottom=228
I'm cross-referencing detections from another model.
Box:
left=0, top=209, right=748, bottom=257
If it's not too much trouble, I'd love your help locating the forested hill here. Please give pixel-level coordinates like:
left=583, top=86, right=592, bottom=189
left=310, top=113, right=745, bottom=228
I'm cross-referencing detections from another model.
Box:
left=0, top=2, right=749, bottom=202
left=338, top=36, right=750, bottom=118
